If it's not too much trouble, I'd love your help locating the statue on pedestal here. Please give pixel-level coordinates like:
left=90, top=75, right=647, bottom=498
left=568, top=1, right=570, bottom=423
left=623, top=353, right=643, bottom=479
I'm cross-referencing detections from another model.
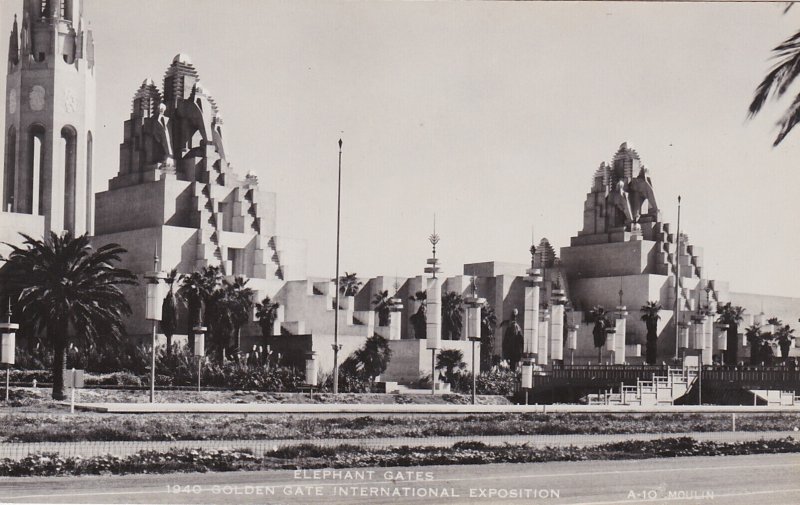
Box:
left=143, top=103, right=174, bottom=167
left=627, top=167, right=658, bottom=221
left=605, top=180, right=633, bottom=229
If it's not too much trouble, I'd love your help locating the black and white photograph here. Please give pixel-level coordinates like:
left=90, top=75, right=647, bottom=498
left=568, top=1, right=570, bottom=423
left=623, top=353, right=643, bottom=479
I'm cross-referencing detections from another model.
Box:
left=0, top=0, right=799, bottom=504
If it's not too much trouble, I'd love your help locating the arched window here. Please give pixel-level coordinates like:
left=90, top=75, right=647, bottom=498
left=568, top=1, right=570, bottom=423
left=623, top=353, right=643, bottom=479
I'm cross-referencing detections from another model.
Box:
left=3, top=127, right=17, bottom=212
left=60, top=0, right=74, bottom=21
left=61, top=125, right=77, bottom=233
left=25, top=124, right=46, bottom=216
left=85, top=131, right=93, bottom=233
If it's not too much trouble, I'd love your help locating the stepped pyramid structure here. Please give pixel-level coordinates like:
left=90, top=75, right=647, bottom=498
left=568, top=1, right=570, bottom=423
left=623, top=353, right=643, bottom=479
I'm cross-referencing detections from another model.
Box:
left=92, top=55, right=306, bottom=337
left=560, top=143, right=799, bottom=363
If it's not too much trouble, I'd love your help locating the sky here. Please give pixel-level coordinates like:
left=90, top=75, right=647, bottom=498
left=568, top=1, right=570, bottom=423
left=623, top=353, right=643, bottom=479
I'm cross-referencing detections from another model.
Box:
left=1, top=0, right=800, bottom=297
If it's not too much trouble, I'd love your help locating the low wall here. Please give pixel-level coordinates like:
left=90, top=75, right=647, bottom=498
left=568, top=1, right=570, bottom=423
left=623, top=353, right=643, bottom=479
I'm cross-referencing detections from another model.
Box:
left=382, top=339, right=479, bottom=383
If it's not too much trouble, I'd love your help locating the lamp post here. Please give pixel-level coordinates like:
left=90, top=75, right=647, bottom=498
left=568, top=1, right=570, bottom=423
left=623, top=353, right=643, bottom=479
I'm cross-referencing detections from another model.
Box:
left=144, top=246, right=166, bottom=403
left=332, top=139, right=343, bottom=395
left=424, top=218, right=441, bottom=395
left=674, top=195, right=682, bottom=360
left=305, top=351, right=318, bottom=399
left=0, top=300, right=19, bottom=402
left=193, top=325, right=206, bottom=392
left=465, top=278, right=484, bottom=405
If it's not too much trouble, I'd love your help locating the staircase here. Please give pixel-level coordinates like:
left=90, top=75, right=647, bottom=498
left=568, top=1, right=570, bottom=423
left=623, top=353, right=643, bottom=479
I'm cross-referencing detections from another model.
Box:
left=587, top=365, right=698, bottom=406
left=192, top=181, right=227, bottom=272
left=749, top=389, right=797, bottom=406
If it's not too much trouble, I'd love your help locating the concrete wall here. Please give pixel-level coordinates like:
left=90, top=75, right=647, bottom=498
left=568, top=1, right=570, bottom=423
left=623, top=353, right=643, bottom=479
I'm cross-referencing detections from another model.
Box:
left=382, top=339, right=478, bottom=383
left=561, top=240, right=657, bottom=278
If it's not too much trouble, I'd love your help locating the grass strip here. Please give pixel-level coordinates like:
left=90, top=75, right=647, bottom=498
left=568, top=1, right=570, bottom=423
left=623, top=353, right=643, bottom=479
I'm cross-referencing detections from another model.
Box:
left=4, top=412, right=800, bottom=443
left=1, top=437, right=798, bottom=477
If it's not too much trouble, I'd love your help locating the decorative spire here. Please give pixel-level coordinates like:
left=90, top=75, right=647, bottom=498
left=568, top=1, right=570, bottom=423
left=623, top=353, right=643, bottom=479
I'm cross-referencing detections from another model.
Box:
left=428, top=214, right=440, bottom=259
left=424, top=214, right=441, bottom=279
left=8, top=15, right=19, bottom=66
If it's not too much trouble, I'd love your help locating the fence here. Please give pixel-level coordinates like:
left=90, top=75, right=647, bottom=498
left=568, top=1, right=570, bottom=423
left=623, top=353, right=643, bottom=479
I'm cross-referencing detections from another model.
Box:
left=0, top=431, right=797, bottom=461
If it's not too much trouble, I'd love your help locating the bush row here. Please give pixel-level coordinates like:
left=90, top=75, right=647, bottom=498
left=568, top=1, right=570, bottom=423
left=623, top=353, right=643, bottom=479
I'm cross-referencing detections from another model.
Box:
left=1, top=437, right=798, bottom=477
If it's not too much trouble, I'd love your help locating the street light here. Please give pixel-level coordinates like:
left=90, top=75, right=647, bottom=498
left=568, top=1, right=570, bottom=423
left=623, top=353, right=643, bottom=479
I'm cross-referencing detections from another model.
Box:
left=0, top=300, right=19, bottom=402
left=465, top=278, right=484, bottom=405
left=305, top=351, right=318, bottom=399
left=144, top=245, right=166, bottom=403
left=193, top=325, right=206, bottom=392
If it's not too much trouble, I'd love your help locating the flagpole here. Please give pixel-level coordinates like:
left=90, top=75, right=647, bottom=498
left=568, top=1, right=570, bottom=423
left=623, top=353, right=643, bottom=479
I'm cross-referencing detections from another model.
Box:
left=333, top=139, right=343, bottom=395
left=674, top=195, right=681, bottom=360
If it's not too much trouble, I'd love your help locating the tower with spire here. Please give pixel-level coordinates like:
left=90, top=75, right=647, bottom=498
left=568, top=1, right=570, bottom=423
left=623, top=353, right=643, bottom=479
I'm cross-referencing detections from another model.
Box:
left=2, top=0, right=96, bottom=235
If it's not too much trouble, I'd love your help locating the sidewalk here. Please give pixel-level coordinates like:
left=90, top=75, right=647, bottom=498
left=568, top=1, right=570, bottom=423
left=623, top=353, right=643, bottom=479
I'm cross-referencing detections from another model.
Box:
left=72, top=402, right=800, bottom=414
left=1, top=431, right=797, bottom=461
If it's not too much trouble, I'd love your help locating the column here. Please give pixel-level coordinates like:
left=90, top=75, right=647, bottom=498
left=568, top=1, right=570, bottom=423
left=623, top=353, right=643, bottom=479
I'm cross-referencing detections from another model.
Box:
left=614, top=306, right=628, bottom=365
left=523, top=268, right=542, bottom=356
left=549, top=294, right=566, bottom=362
left=426, top=278, right=441, bottom=350
left=537, top=311, right=550, bottom=365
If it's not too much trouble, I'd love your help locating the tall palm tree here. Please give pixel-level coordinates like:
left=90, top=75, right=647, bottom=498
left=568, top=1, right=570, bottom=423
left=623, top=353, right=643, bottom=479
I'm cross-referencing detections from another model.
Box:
left=160, top=269, right=180, bottom=355
left=255, top=296, right=280, bottom=340
left=409, top=290, right=427, bottom=339
left=2, top=232, right=136, bottom=399
left=640, top=301, right=662, bottom=365
left=441, top=291, right=464, bottom=340
left=589, top=306, right=610, bottom=363
left=372, top=289, right=392, bottom=326
left=480, top=302, right=498, bottom=369
left=717, top=303, right=745, bottom=364
left=337, top=272, right=362, bottom=297
left=748, top=16, right=800, bottom=146
left=178, top=265, right=222, bottom=350
left=207, top=276, right=254, bottom=358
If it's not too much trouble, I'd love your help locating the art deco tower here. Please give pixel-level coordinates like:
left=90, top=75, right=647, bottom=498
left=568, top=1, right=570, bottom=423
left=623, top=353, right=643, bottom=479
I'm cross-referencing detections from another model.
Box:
left=2, top=0, right=96, bottom=235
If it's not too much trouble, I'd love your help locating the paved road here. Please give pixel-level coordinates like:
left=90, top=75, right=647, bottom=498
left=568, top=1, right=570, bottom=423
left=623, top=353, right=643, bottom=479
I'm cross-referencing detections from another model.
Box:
left=0, top=453, right=798, bottom=504
left=0, top=431, right=797, bottom=460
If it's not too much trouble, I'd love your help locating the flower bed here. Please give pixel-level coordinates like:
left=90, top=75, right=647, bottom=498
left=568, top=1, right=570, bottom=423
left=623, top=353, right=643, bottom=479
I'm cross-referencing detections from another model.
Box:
left=1, top=437, right=798, bottom=477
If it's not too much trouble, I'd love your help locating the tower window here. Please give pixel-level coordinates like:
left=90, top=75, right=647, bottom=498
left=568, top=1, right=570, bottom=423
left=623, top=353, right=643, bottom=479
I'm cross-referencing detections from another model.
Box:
left=61, top=0, right=74, bottom=21
left=61, top=126, right=77, bottom=234
left=3, top=127, right=17, bottom=212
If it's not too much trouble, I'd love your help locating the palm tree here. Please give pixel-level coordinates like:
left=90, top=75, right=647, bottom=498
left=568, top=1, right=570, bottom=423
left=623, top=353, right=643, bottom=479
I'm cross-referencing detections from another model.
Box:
left=178, top=265, right=222, bottom=351
left=774, top=322, right=795, bottom=360
left=480, top=302, right=498, bottom=369
left=341, top=334, right=392, bottom=385
left=589, top=306, right=611, bottom=363
left=409, top=290, right=427, bottom=339
left=160, top=269, right=179, bottom=355
left=207, top=277, right=254, bottom=358
left=748, top=15, right=800, bottom=146
left=766, top=317, right=795, bottom=360
left=745, top=323, right=775, bottom=365
left=255, top=296, right=280, bottom=340
left=372, top=289, right=392, bottom=326
left=338, top=272, right=361, bottom=297
left=441, top=291, right=464, bottom=340
left=717, top=303, right=745, bottom=364
left=436, top=349, right=466, bottom=383
left=500, top=309, right=523, bottom=370
left=640, top=301, right=662, bottom=365
left=2, top=232, right=136, bottom=399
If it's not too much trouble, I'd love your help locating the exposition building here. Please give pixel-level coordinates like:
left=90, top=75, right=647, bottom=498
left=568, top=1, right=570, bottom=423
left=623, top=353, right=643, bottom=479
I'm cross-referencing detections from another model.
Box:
left=1, top=1, right=798, bottom=385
